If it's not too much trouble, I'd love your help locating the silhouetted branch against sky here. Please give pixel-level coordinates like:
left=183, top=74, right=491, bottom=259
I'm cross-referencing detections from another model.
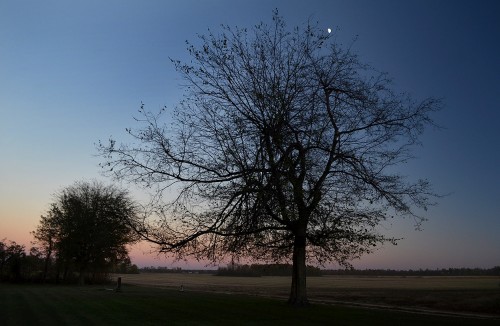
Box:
left=2, top=0, right=499, bottom=274
left=98, top=11, right=441, bottom=301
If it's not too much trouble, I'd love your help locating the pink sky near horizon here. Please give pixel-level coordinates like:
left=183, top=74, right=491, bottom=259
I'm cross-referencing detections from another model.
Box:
left=1, top=194, right=497, bottom=270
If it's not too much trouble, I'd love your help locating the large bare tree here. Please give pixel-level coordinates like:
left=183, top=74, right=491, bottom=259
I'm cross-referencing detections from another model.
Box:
left=98, top=12, right=440, bottom=305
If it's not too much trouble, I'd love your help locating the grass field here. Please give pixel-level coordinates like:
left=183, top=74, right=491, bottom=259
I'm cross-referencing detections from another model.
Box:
left=1, top=282, right=499, bottom=326
left=121, top=273, right=500, bottom=316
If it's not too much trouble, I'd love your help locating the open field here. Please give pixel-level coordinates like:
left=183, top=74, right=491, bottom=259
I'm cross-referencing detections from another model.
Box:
left=120, top=273, right=500, bottom=317
left=1, top=282, right=499, bottom=326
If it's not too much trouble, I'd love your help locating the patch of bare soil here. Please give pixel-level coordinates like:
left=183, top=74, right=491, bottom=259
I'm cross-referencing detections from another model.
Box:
left=308, top=288, right=500, bottom=317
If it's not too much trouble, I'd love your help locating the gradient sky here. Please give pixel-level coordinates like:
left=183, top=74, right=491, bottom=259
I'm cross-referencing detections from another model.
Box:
left=1, top=0, right=499, bottom=270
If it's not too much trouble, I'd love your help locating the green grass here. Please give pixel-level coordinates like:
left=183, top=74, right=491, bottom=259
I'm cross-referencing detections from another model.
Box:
left=0, top=283, right=498, bottom=325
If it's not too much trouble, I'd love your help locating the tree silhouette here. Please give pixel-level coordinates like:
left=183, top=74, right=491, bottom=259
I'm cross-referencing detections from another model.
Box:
left=33, top=181, right=138, bottom=284
left=98, top=11, right=440, bottom=305
left=0, top=240, right=26, bottom=282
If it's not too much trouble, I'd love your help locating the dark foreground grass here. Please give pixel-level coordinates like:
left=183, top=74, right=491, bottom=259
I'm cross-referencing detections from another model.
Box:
left=0, top=283, right=497, bottom=326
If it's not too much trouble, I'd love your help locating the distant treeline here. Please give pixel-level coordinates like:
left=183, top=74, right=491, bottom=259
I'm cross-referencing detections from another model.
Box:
left=323, top=266, right=500, bottom=276
left=0, top=238, right=139, bottom=284
left=216, top=263, right=323, bottom=277
left=138, top=265, right=500, bottom=277
left=139, top=266, right=215, bottom=274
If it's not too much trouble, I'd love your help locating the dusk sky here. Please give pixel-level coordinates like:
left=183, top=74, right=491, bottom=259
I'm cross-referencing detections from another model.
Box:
left=1, top=0, right=499, bottom=270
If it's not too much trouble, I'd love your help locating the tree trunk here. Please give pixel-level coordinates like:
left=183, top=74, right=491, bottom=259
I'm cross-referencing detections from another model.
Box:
left=78, top=266, right=86, bottom=285
left=42, top=248, right=52, bottom=281
left=288, top=233, right=308, bottom=306
left=63, top=264, right=69, bottom=281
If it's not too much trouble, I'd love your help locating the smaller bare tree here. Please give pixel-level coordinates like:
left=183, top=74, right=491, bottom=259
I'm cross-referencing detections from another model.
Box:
left=33, top=181, right=138, bottom=284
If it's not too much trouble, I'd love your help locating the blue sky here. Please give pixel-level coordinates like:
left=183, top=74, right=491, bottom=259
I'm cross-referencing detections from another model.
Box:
left=1, top=0, right=499, bottom=269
